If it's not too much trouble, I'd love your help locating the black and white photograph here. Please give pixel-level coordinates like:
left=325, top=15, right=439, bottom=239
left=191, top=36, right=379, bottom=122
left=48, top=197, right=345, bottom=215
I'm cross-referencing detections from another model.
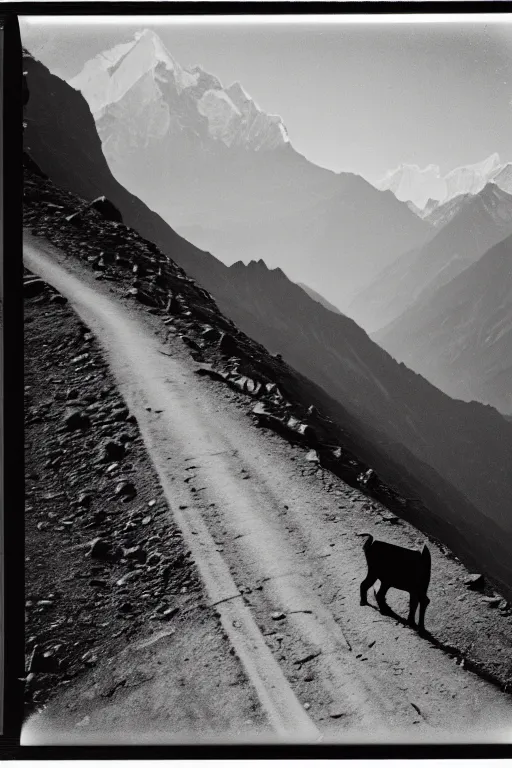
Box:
left=11, top=7, right=512, bottom=748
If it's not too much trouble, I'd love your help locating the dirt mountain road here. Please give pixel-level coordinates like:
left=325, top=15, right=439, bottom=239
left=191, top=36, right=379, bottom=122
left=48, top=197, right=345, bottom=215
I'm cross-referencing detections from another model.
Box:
left=23, top=237, right=512, bottom=744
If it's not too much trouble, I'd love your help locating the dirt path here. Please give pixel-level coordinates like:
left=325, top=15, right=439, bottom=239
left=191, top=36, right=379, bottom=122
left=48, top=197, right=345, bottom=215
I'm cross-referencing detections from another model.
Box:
left=24, top=238, right=512, bottom=744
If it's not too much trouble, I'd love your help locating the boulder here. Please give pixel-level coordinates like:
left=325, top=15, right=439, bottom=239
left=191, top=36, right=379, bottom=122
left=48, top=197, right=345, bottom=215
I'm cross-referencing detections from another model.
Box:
left=89, top=537, right=114, bottom=560
left=64, top=409, right=91, bottom=431
left=98, top=439, right=126, bottom=463
left=465, top=573, right=485, bottom=591
left=202, top=326, right=222, bottom=343
left=90, top=196, right=123, bottom=224
left=358, top=468, right=375, bottom=487
left=49, top=293, right=68, bottom=305
left=166, top=295, right=182, bottom=315
left=24, top=277, right=46, bottom=298
left=123, top=545, right=147, bottom=563
left=134, top=289, right=160, bottom=308
left=114, top=480, right=137, bottom=500
left=219, top=333, right=241, bottom=358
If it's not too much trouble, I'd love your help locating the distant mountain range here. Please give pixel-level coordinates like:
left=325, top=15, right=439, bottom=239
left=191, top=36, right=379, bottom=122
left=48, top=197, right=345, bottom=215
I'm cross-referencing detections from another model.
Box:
left=375, top=234, right=512, bottom=414
left=23, top=46, right=512, bottom=593
left=68, top=29, right=433, bottom=309
left=376, top=153, right=512, bottom=209
left=349, top=183, right=512, bottom=334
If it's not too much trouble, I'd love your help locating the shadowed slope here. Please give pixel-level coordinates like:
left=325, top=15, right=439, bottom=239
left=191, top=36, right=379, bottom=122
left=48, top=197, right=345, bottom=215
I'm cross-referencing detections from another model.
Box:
left=376, top=234, right=512, bottom=414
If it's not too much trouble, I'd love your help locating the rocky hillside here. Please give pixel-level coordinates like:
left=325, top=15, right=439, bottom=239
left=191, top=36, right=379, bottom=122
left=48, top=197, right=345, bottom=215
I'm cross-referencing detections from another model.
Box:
left=24, top=268, right=264, bottom=732
left=350, top=184, right=512, bottom=333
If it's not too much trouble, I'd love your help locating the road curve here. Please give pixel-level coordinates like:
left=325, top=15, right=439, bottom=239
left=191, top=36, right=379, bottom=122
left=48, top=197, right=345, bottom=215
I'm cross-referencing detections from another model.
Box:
left=24, top=238, right=512, bottom=743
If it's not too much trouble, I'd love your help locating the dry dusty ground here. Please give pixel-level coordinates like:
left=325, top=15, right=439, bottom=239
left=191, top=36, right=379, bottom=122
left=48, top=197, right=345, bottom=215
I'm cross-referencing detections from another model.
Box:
left=23, top=235, right=512, bottom=745
left=24, top=270, right=267, bottom=744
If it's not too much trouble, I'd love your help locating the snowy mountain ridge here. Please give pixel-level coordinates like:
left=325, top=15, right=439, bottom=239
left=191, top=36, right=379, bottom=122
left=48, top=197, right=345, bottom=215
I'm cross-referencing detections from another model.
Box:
left=69, top=28, right=289, bottom=152
left=376, top=153, right=512, bottom=208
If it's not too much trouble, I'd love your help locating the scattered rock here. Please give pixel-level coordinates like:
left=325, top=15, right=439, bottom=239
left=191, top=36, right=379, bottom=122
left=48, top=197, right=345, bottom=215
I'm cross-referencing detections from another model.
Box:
left=114, top=480, right=137, bottom=500
left=64, top=409, right=90, bottom=431
left=481, top=596, right=501, bottom=608
left=465, top=574, right=485, bottom=591
left=77, top=492, right=93, bottom=508
left=161, top=606, right=179, bottom=620
left=112, top=406, right=130, bottom=422
left=89, top=579, right=107, bottom=588
left=116, top=572, right=140, bottom=587
left=182, top=336, right=201, bottom=352
left=81, top=650, right=98, bottom=666
left=202, top=327, right=221, bottom=343
left=89, top=538, right=119, bottom=562
left=89, top=196, right=123, bottom=224
left=28, top=644, right=60, bottom=673
left=271, top=611, right=286, bottom=621
left=24, top=278, right=46, bottom=298
left=219, top=332, right=241, bottom=357
left=49, top=293, right=68, bottom=305
left=123, top=545, right=147, bottom=563
left=98, top=440, right=126, bottom=463
left=382, top=514, right=401, bottom=525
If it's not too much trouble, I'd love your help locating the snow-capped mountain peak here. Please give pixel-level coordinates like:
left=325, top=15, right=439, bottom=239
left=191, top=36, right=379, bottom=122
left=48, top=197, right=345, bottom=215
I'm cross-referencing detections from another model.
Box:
left=69, top=30, right=290, bottom=152
left=375, top=152, right=509, bottom=209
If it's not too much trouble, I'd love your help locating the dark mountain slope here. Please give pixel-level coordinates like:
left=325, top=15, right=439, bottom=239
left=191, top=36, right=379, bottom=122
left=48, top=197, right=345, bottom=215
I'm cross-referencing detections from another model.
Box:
left=297, top=283, right=343, bottom=315
left=349, top=184, right=512, bottom=333
left=376, top=234, right=512, bottom=414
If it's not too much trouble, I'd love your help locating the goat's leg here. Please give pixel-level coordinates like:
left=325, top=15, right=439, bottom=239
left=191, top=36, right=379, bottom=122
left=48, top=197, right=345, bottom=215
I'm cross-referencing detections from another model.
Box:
left=360, top=570, right=377, bottom=606
left=376, top=581, right=391, bottom=614
left=407, top=593, right=419, bottom=627
left=418, top=595, right=430, bottom=632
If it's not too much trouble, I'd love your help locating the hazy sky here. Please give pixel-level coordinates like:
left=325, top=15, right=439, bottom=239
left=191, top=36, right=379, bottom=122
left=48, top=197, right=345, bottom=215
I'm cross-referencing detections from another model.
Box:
left=20, top=15, right=512, bottom=181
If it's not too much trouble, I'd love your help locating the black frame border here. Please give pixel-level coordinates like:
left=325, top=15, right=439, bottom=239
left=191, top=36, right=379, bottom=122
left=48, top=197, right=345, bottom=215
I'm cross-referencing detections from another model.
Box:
left=2, top=1, right=512, bottom=759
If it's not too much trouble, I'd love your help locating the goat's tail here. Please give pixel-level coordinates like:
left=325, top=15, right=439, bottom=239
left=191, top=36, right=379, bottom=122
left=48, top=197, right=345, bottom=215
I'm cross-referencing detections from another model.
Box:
left=421, top=544, right=431, bottom=588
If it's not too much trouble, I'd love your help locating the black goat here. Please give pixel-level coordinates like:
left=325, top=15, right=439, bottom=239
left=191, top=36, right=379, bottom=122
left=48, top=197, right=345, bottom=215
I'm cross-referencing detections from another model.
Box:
left=359, top=533, right=431, bottom=631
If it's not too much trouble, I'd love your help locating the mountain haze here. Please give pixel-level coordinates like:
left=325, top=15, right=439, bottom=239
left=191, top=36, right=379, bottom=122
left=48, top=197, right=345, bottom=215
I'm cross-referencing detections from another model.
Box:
left=375, top=234, right=512, bottom=414
left=350, top=184, right=512, bottom=333
left=296, top=283, right=343, bottom=315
